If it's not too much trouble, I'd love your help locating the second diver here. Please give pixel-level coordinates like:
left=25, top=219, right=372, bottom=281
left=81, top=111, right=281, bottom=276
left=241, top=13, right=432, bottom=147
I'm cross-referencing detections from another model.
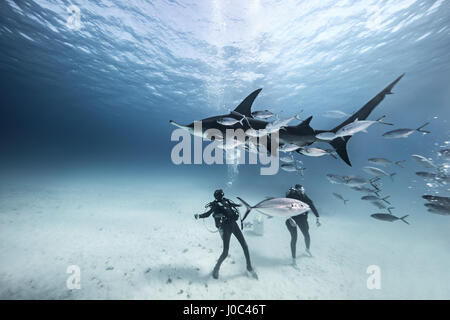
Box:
left=285, top=184, right=321, bottom=264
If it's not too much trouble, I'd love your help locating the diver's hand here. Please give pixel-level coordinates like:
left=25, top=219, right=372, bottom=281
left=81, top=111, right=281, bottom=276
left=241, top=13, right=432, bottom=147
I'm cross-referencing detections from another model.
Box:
left=316, top=218, right=321, bottom=227
left=194, top=214, right=199, bottom=220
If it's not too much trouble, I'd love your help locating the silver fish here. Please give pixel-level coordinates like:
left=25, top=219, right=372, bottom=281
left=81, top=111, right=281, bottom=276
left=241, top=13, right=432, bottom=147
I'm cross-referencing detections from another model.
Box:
left=371, top=213, right=409, bottom=224
left=316, top=132, right=337, bottom=141
left=368, top=158, right=405, bottom=167
left=382, top=122, right=430, bottom=139
left=438, top=148, right=450, bottom=160
left=411, top=154, right=436, bottom=169
left=279, top=143, right=301, bottom=153
left=368, top=157, right=392, bottom=166
left=326, top=174, right=347, bottom=184
left=251, top=110, right=275, bottom=119
left=343, top=175, right=370, bottom=187
left=335, top=116, right=392, bottom=138
left=351, top=186, right=380, bottom=196
left=415, top=171, right=438, bottom=179
left=323, top=110, right=348, bottom=119
left=280, top=155, right=295, bottom=163
left=281, top=162, right=305, bottom=175
left=217, top=117, right=244, bottom=126
left=425, top=203, right=450, bottom=216
left=363, top=166, right=396, bottom=181
left=299, top=147, right=337, bottom=158
left=246, top=127, right=268, bottom=138
left=281, top=163, right=297, bottom=172
left=217, top=138, right=245, bottom=150
left=422, top=195, right=450, bottom=206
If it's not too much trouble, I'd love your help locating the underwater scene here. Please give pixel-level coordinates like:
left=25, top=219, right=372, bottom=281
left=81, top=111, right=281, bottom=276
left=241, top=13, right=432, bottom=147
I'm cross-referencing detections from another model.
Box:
left=1, top=0, right=449, bottom=299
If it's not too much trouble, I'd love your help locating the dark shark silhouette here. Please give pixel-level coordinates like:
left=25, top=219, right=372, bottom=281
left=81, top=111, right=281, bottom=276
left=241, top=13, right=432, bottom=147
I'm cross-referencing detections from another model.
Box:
left=169, top=74, right=405, bottom=166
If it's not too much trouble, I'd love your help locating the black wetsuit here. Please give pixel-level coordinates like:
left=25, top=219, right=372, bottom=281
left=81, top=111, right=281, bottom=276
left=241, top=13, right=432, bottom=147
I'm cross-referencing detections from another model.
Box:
left=285, top=188, right=319, bottom=257
left=199, top=198, right=253, bottom=276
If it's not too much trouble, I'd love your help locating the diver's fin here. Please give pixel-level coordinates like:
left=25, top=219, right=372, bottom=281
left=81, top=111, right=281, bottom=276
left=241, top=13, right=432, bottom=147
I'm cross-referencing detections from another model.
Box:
left=324, top=74, right=405, bottom=167
left=233, top=89, right=262, bottom=117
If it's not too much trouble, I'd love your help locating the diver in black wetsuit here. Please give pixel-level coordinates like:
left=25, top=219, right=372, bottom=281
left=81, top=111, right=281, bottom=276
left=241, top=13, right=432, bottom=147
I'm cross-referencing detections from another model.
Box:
left=195, top=189, right=257, bottom=280
left=285, top=184, right=321, bottom=263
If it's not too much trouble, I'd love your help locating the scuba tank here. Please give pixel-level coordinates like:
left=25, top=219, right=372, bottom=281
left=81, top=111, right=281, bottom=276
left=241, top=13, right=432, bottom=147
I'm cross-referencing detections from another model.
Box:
left=212, top=198, right=239, bottom=227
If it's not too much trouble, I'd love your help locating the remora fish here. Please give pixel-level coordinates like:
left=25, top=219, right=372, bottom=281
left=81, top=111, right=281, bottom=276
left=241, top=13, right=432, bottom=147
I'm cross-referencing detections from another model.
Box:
left=237, top=197, right=310, bottom=225
left=333, top=193, right=349, bottom=204
left=382, top=122, right=430, bottom=139
left=371, top=213, right=409, bottom=224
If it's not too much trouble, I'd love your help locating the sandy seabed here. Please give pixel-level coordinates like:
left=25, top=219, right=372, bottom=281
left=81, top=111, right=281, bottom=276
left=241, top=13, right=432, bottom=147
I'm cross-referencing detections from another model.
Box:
left=0, top=171, right=449, bottom=300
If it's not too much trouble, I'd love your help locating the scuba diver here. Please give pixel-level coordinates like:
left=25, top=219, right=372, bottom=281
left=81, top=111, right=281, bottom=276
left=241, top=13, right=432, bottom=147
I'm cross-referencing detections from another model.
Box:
left=285, top=184, right=321, bottom=264
left=195, top=189, right=257, bottom=280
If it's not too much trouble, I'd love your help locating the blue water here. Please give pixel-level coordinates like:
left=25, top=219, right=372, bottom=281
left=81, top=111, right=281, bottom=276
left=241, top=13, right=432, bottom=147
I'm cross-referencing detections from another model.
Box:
left=1, top=0, right=450, bottom=299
